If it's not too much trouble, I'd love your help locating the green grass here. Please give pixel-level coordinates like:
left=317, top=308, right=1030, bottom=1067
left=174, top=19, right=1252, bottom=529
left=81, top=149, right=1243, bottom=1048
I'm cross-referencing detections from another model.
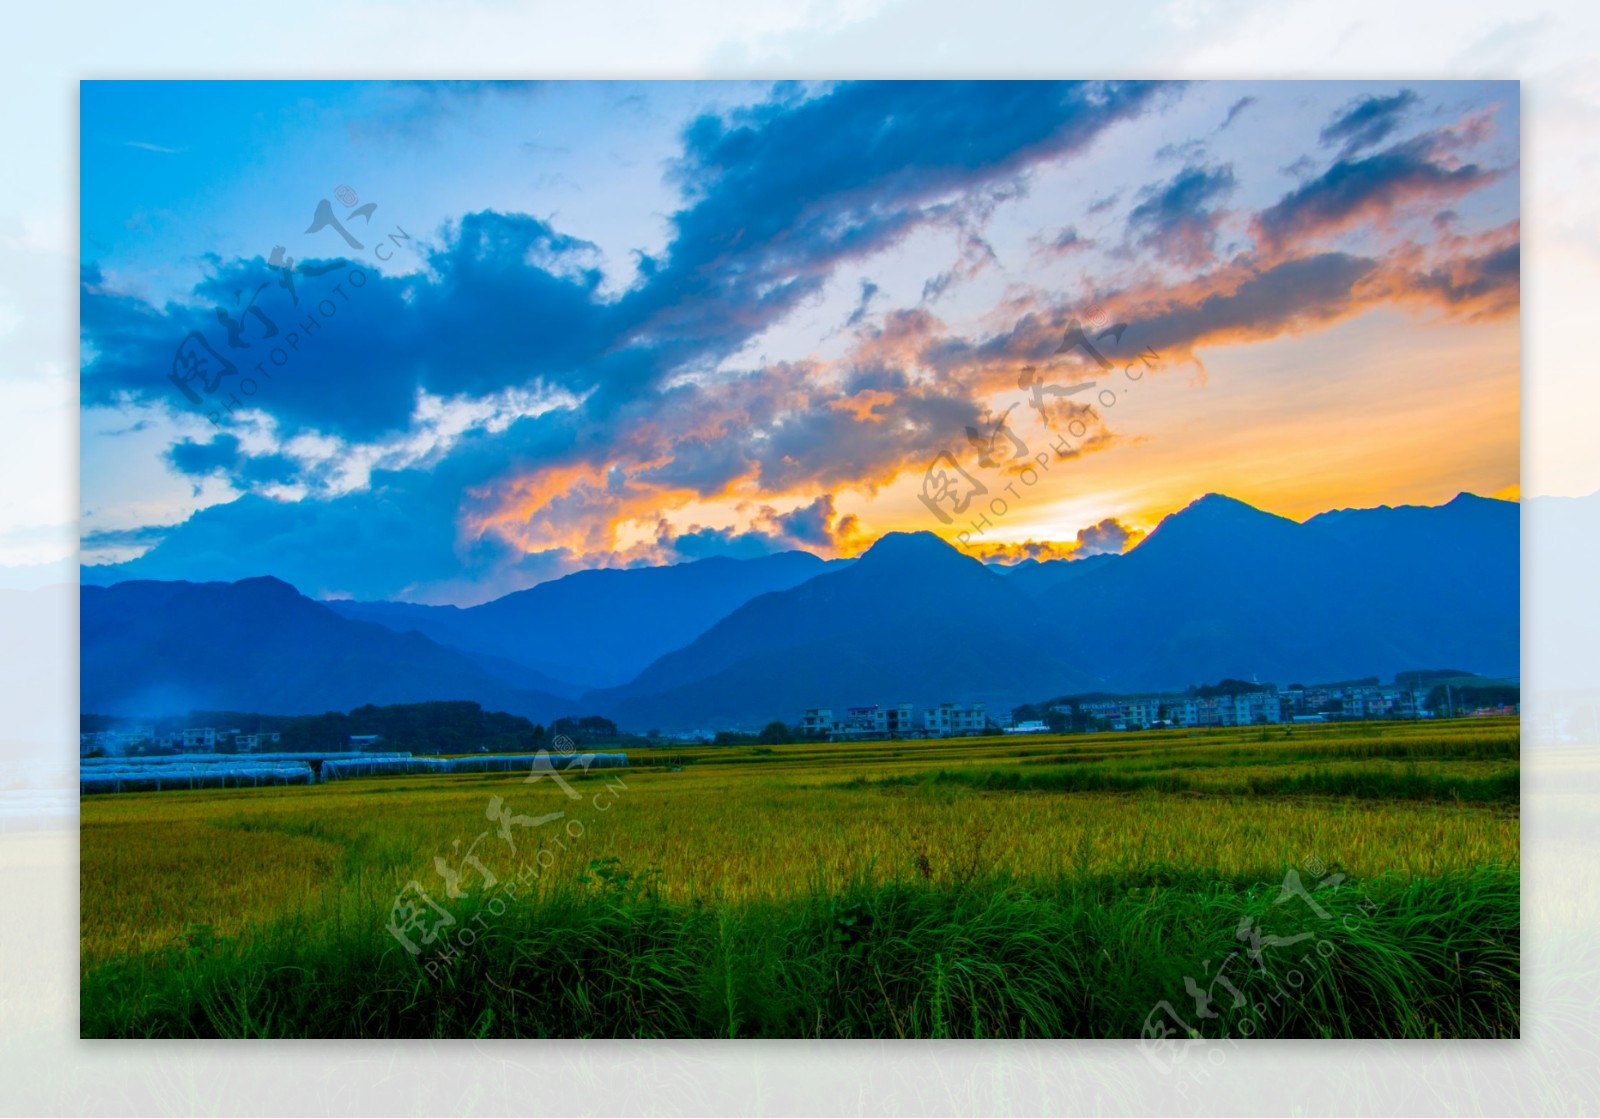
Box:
left=79, top=717, right=1521, bottom=1038
left=80, top=865, right=1518, bottom=1039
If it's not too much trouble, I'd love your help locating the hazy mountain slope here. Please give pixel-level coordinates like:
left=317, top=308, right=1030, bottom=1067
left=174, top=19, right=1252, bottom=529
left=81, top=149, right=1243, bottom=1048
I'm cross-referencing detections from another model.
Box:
left=328, top=551, right=846, bottom=691
left=82, top=577, right=572, bottom=722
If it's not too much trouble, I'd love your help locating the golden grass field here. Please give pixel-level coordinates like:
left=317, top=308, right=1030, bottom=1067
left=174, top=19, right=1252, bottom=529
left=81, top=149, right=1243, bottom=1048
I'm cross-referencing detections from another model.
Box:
left=79, top=717, right=1520, bottom=1038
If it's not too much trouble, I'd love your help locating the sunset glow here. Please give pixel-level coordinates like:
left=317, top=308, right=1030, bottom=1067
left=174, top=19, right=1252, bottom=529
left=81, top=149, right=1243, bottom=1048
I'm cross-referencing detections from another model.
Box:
left=79, top=79, right=1518, bottom=603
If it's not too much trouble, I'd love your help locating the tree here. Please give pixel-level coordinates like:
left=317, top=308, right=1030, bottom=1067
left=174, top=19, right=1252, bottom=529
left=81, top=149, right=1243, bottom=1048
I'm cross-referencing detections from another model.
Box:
left=759, top=721, right=791, bottom=745
left=552, top=715, right=620, bottom=744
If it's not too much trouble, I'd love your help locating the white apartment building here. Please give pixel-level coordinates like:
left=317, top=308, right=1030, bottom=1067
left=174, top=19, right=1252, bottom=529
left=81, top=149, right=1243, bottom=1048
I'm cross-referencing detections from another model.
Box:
left=873, top=704, right=916, bottom=737
left=181, top=727, right=217, bottom=750
left=924, top=702, right=988, bottom=737
left=801, top=708, right=835, bottom=737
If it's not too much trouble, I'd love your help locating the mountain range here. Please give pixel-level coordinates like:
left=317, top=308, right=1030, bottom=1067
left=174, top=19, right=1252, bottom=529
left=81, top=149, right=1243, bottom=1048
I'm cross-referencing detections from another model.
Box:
left=81, top=492, right=1519, bottom=729
left=324, top=550, right=844, bottom=693
left=80, top=576, right=569, bottom=720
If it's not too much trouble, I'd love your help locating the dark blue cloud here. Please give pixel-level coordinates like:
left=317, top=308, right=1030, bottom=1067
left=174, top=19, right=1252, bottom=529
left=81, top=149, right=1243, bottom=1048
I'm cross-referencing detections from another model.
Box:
left=845, top=279, right=880, bottom=327
left=80, top=80, right=1180, bottom=599
left=166, top=435, right=300, bottom=487
left=166, top=433, right=244, bottom=475
left=82, top=212, right=619, bottom=443
left=770, top=495, right=838, bottom=548
left=666, top=527, right=785, bottom=561
left=659, top=495, right=844, bottom=562
left=1254, top=133, right=1502, bottom=251
left=1126, top=164, right=1236, bottom=266
left=1135, top=252, right=1376, bottom=353
left=83, top=81, right=1168, bottom=451
left=586, top=79, right=1165, bottom=413
left=1407, top=241, right=1520, bottom=314
left=1319, top=89, right=1418, bottom=157
left=1220, top=97, right=1256, bottom=131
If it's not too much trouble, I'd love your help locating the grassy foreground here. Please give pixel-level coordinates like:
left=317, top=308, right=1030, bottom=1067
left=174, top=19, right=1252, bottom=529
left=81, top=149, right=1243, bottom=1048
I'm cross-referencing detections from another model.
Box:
left=80, top=718, right=1520, bottom=1038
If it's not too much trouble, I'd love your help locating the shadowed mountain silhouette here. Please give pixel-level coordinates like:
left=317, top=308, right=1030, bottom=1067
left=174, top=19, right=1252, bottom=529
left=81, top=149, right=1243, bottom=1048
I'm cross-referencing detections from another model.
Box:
left=1017, top=491, right=1518, bottom=693
left=586, top=529, right=1099, bottom=728
left=590, top=492, right=1516, bottom=727
left=327, top=550, right=843, bottom=692
left=81, top=493, right=1518, bottom=730
left=82, top=576, right=571, bottom=721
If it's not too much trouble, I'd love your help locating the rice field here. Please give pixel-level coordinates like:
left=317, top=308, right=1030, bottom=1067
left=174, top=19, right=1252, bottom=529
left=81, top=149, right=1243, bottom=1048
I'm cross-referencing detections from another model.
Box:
left=79, top=718, right=1520, bottom=1038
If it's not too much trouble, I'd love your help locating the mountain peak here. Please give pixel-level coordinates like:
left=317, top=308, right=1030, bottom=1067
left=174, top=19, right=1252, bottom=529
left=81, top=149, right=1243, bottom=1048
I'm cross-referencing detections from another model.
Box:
left=1182, top=492, right=1263, bottom=516
left=1136, top=493, right=1299, bottom=556
left=233, top=575, right=301, bottom=595
left=858, top=531, right=964, bottom=564
left=1159, top=493, right=1291, bottom=530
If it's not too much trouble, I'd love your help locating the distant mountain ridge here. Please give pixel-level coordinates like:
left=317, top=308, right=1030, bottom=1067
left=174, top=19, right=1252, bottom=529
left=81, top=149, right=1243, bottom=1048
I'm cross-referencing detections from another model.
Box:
left=81, top=576, right=571, bottom=722
left=587, top=531, right=1101, bottom=727
left=80, top=493, right=1520, bottom=731
left=1020, top=491, right=1518, bottom=696
left=326, top=550, right=847, bottom=691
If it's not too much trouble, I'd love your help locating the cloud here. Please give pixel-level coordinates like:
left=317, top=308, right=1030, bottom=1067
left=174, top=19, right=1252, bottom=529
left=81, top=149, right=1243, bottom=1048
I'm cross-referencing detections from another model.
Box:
left=1155, top=138, right=1207, bottom=163
left=1082, top=224, right=1519, bottom=369
left=81, top=81, right=1518, bottom=604
left=654, top=494, right=852, bottom=562
left=464, top=346, right=994, bottom=564
left=1219, top=97, right=1256, bottom=131
left=1074, top=516, right=1143, bottom=556
left=165, top=433, right=244, bottom=475
left=1318, top=89, right=1418, bottom=157
left=81, top=213, right=613, bottom=442
left=1126, top=164, right=1236, bottom=267
left=166, top=434, right=300, bottom=488
left=79, top=524, right=172, bottom=554
left=1032, top=226, right=1091, bottom=258
left=921, top=233, right=998, bottom=303
left=844, top=279, right=880, bottom=327
left=81, top=475, right=517, bottom=603
left=1124, top=252, right=1377, bottom=357
left=1366, top=234, right=1521, bottom=320
left=356, top=81, right=549, bottom=140
left=968, top=517, right=1145, bottom=564
left=1254, top=127, right=1505, bottom=253
left=83, top=81, right=1167, bottom=444
left=972, top=539, right=1081, bottom=563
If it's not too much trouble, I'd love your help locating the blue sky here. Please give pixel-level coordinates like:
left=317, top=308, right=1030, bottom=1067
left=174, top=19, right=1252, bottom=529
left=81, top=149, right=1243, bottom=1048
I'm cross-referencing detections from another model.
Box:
left=80, top=79, right=1520, bottom=603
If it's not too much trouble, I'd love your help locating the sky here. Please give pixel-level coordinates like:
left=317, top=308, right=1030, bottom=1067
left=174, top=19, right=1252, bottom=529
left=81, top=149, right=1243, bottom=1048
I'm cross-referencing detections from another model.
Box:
left=78, top=79, right=1520, bottom=604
